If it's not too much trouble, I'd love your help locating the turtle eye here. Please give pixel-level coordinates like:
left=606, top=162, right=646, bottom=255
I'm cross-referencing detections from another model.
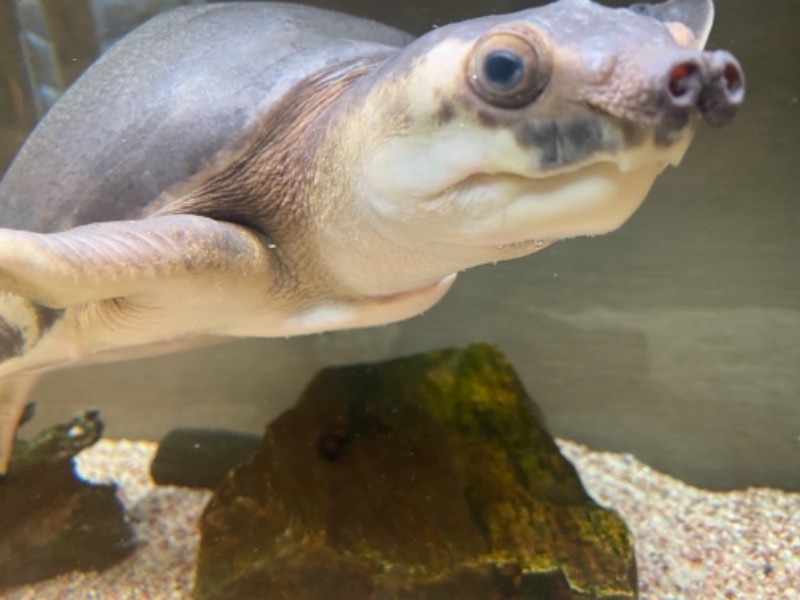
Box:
left=468, top=28, right=551, bottom=109
left=484, top=50, right=524, bottom=90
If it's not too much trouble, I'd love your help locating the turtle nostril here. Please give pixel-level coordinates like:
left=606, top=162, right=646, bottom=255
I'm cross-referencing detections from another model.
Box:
left=668, top=62, right=701, bottom=98
left=697, top=51, right=745, bottom=127
left=723, top=62, right=744, bottom=94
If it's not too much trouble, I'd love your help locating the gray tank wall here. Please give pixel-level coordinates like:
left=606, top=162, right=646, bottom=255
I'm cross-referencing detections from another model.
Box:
left=1, top=0, right=798, bottom=490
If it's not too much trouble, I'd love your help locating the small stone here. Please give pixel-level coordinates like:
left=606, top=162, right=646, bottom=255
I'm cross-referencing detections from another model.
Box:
left=194, top=344, right=638, bottom=599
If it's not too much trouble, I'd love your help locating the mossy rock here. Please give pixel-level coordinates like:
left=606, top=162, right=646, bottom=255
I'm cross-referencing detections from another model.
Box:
left=195, top=344, right=637, bottom=599
left=0, top=410, right=134, bottom=589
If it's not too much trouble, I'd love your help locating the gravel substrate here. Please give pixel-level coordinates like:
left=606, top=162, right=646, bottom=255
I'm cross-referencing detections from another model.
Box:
left=2, top=439, right=798, bottom=599
left=557, top=441, right=800, bottom=600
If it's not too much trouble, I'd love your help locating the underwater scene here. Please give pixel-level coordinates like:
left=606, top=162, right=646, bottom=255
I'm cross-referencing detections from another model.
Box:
left=0, top=0, right=797, bottom=598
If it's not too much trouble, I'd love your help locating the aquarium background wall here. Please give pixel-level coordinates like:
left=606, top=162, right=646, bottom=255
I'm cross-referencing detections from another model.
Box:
left=1, top=0, right=798, bottom=490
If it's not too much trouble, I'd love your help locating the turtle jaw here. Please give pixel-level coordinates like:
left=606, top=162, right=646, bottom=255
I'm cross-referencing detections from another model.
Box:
left=427, top=123, right=697, bottom=248
left=466, top=159, right=668, bottom=246
left=353, top=117, right=695, bottom=263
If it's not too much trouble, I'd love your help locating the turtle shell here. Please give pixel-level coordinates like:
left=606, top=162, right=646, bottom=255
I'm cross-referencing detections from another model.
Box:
left=0, top=2, right=410, bottom=233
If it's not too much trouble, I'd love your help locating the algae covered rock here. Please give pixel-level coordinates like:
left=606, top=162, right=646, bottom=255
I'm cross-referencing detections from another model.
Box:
left=195, top=344, right=637, bottom=599
left=0, top=410, right=134, bottom=589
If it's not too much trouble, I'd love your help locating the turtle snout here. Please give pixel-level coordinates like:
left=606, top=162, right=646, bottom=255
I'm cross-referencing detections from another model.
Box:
left=663, top=51, right=745, bottom=129
left=698, top=51, right=745, bottom=127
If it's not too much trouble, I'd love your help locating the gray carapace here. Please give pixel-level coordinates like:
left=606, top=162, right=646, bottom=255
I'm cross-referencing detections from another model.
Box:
left=0, top=0, right=744, bottom=473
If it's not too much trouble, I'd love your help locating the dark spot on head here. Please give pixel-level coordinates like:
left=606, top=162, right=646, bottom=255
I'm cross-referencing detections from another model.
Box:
left=435, top=101, right=456, bottom=125
left=621, top=119, right=646, bottom=146
left=658, top=107, right=691, bottom=135
left=516, top=121, right=555, bottom=150
left=654, top=120, right=688, bottom=146
left=317, top=424, right=352, bottom=462
left=477, top=109, right=502, bottom=127
left=515, top=119, right=609, bottom=169
left=563, top=119, right=603, bottom=150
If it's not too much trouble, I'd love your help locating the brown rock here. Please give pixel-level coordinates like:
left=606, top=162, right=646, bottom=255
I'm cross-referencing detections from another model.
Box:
left=195, top=344, right=637, bottom=599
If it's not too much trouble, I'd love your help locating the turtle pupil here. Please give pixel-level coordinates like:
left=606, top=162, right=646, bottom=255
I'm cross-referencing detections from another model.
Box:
left=484, top=50, right=524, bottom=90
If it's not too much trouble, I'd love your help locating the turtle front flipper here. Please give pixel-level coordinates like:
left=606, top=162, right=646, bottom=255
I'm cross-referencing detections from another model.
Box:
left=0, top=214, right=288, bottom=376
left=0, top=215, right=275, bottom=309
left=0, top=215, right=286, bottom=473
left=0, top=214, right=458, bottom=346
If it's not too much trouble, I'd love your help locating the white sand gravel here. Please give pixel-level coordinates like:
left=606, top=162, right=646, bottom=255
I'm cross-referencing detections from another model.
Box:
left=2, top=438, right=798, bottom=599
left=557, top=441, right=800, bottom=600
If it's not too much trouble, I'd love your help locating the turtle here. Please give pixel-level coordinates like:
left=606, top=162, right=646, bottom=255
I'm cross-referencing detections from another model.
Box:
left=0, top=0, right=744, bottom=473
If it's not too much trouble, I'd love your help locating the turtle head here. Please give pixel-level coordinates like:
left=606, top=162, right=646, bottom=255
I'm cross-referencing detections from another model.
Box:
left=349, top=0, right=744, bottom=257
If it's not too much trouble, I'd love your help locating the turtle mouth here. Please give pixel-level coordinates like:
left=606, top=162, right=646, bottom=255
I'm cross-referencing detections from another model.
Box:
left=453, top=126, right=696, bottom=246
left=489, top=159, right=667, bottom=242
left=360, top=115, right=694, bottom=251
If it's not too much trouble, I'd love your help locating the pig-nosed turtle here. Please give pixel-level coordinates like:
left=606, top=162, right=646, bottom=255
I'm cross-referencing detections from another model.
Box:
left=0, top=0, right=744, bottom=472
